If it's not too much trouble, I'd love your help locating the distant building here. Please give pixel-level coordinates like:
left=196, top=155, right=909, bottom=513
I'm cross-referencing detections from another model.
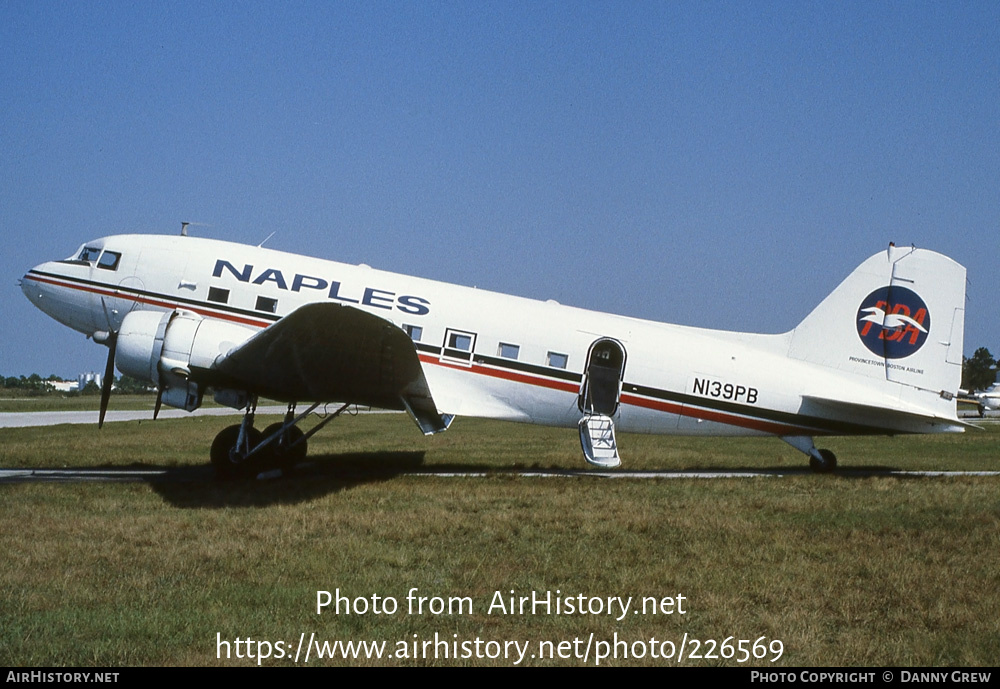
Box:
left=78, top=372, right=103, bottom=391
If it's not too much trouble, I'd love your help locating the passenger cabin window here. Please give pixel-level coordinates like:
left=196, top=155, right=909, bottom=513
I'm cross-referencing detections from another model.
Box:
left=403, top=324, right=423, bottom=342
left=208, top=287, right=230, bottom=304
left=255, top=296, right=277, bottom=313
left=96, top=251, right=121, bottom=271
left=498, top=343, right=520, bottom=360
left=449, top=332, right=473, bottom=350
left=547, top=351, right=569, bottom=369
left=442, top=328, right=476, bottom=364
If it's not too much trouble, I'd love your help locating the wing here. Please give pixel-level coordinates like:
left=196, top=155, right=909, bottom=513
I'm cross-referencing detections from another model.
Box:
left=211, top=302, right=450, bottom=434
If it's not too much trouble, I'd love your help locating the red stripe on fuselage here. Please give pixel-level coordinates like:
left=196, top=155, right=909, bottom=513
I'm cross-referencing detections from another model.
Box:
left=417, top=354, right=817, bottom=435
left=619, top=393, right=815, bottom=436
left=417, top=353, right=579, bottom=394
left=29, top=272, right=816, bottom=436
left=25, top=273, right=273, bottom=329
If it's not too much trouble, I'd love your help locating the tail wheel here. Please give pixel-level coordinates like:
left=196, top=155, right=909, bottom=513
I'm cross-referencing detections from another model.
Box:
left=809, top=448, right=837, bottom=473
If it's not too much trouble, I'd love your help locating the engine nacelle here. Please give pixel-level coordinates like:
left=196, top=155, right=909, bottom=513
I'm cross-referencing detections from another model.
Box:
left=116, top=309, right=257, bottom=411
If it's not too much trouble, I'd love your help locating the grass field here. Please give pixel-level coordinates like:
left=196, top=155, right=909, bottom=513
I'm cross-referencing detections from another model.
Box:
left=0, top=393, right=218, bottom=414
left=1, top=412, right=998, bottom=666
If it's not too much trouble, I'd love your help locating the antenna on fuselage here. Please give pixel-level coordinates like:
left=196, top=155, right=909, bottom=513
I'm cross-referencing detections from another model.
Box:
left=257, top=231, right=276, bottom=248
left=180, top=221, right=211, bottom=237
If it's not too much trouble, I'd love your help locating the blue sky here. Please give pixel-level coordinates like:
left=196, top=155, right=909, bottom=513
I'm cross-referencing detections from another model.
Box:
left=2, top=1, right=997, bottom=378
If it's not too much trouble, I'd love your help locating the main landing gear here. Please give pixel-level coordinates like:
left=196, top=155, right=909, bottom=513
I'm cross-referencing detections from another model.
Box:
left=781, top=436, right=838, bottom=473
left=210, top=398, right=350, bottom=479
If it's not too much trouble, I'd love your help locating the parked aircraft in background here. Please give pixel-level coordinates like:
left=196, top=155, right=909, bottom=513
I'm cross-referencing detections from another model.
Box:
left=961, top=383, right=1000, bottom=417
left=980, top=384, right=1000, bottom=416
left=21, top=233, right=968, bottom=476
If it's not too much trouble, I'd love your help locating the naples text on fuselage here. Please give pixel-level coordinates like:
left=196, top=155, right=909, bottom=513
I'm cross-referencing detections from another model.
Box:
left=212, top=259, right=432, bottom=316
left=20, top=234, right=969, bottom=476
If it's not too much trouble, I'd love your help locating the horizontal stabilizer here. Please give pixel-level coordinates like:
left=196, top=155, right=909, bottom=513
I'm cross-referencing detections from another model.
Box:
left=800, top=394, right=972, bottom=433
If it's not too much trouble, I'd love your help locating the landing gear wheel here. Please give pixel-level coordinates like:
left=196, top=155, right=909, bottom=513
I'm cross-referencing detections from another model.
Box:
left=211, top=425, right=241, bottom=479
left=211, top=424, right=262, bottom=480
left=809, top=448, right=837, bottom=473
left=261, top=422, right=307, bottom=476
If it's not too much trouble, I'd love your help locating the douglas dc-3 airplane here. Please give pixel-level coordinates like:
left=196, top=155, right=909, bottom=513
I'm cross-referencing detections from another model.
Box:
left=21, top=233, right=968, bottom=476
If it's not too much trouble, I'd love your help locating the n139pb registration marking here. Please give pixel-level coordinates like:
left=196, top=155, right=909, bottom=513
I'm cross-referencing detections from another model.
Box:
left=692, top=377, right=758, bottom=404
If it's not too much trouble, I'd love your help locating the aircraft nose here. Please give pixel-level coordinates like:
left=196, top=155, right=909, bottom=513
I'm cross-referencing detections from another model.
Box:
left=20, top=264, right=44, bottom=306
left=21, top=260, right=84, bottom=322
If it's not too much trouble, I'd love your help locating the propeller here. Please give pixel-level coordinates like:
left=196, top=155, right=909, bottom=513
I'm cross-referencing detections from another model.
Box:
left=98, top=332, right=117, bottom=429
left=96, top=296, right=122, bottom=429
left=96, top=297, right=166, bottom=424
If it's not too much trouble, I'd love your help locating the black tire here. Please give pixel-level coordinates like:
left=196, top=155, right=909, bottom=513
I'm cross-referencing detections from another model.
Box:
left=211, top=425, right=242, bottom=479
left=261, top=422, right=307, bottom=476
left=809, top=448, right=837, bottom=473
left=210, top=424, right=262, bottom=480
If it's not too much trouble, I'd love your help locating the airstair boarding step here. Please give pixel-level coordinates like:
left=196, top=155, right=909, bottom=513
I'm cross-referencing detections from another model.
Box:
left=579, top=414, right=621, bottom=468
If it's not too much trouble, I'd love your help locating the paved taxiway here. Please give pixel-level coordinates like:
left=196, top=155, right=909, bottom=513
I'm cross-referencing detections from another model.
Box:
left=0, top=405, right=290, bottom=428
left=1, top=466, right=997, bottom=484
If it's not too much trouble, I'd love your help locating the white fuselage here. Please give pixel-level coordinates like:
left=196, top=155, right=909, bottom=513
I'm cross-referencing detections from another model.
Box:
left=21, top=234, right=964, bottom=441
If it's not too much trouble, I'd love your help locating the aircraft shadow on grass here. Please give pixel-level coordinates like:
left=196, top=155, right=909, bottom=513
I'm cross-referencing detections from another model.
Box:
left=150, top=450, right=433, bottom=508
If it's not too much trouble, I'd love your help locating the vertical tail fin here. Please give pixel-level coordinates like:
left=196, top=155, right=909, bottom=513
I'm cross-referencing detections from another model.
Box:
left=788, top=244, right=966, bottom=398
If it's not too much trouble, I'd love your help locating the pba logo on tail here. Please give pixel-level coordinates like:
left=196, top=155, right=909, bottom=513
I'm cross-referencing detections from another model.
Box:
left=856, top=286, right=930, bottom=359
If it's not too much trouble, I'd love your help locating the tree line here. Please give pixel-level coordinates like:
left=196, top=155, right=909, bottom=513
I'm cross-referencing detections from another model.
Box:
left=961, top=347, right=997, bottom=391
left=0, top=374, right=154, bottom=395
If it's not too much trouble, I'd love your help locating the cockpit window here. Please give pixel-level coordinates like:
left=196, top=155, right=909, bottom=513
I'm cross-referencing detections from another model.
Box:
left=78, top=247, right=102, bottom=263
left=97, top=251, right=121, bottom=271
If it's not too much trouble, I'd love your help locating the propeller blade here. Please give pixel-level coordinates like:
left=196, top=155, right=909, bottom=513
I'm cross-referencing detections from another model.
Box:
left=153, top=389, right=163, bottom=420
left=98, top=333, right=117, bottom=429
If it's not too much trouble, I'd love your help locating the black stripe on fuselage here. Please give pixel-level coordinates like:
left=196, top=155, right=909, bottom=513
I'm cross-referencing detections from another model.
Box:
left=30, top=269, right=902, bottom=436
left=623, top=382, right=892, bottom=435
left=27, top=269, right=281, bottom=325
